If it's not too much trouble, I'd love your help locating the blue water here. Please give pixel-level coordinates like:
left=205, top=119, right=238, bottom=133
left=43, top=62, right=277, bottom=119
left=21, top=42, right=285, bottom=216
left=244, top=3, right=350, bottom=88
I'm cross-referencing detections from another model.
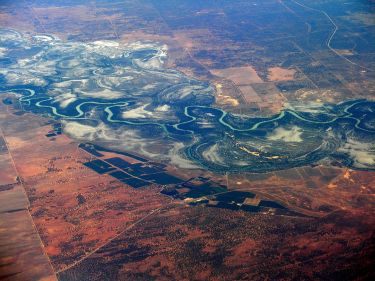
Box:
left=1, top=28, right=374, bottom=173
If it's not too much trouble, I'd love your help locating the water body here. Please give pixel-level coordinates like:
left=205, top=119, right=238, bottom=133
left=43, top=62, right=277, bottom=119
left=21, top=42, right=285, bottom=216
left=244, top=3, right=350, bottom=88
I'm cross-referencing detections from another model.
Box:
left=1, top=29, right=374, bottom=173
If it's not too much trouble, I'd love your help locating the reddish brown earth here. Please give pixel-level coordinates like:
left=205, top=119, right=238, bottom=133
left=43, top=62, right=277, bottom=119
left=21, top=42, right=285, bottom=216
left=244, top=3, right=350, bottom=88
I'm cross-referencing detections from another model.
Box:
left=267, top=67, right=296, bottom=82
left=1, top=94, right=374, bottom=281
left=0, top=1, right=374, bottom=280
left=0, top=103, right=170, bottom=273
left=58, top=205, right=374, bottom=281
left=0, top=120, right=57, bottom=280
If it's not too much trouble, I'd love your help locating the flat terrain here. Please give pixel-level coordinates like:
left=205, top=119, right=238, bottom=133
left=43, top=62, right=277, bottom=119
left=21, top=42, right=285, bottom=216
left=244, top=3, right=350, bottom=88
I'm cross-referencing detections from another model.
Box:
left=0, top=113, right=56, bottom=280
left=0, top=91, right=374, bottom=280
left=0, top=102, right=171, bottom=273
left=0, top=0, right=374, bottom=280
